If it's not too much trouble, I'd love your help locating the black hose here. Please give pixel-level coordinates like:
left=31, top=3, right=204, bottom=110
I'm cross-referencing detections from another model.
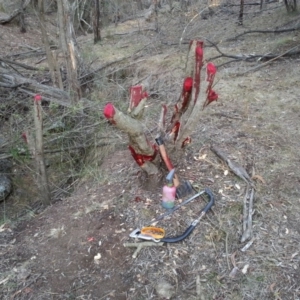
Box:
left=160, top=225, right=195, bottom=243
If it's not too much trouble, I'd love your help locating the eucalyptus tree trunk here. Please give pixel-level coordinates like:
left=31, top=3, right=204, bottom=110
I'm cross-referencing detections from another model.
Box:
left=57, top=0, right=82, bottom=103
left=93, top=0, right=101, bottom=43
left=238, top=0, right=244, bottom=25
left=38, top=0, right=58, bottom=88
left=284, top=0, right=297, bottom=12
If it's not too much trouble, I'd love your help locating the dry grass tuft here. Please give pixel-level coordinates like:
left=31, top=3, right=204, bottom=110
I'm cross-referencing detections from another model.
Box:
left=48, top=226, right=66, bottom=239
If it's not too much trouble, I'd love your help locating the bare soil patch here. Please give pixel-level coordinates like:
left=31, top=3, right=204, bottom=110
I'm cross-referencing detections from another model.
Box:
left=1, top=1, right=300, bottom=300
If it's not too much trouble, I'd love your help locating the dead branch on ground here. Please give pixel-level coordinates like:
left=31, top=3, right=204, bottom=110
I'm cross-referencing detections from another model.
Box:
left=241, top=186, right=255, bottom=242
left=210, top=145, right=256, bottom=243
left=238, top=44, right=300, bottom=74
left=0, top=10, right=21, bottom=24
left=205, top=38, right=300, bottom=68
left=227, top=25, right=300, bottom=41
left=0, top=66, right=71, bottom=106
left=124, top=242, right=164, bottom=258
left=0, top=0, right=31, bottom=25
left=210, top=144, right=253, bottom=186
left=0, top=57, right=42, bottom=71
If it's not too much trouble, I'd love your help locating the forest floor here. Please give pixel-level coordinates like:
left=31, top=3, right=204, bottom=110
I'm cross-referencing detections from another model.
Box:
left=1, top=1, right=300, bottom=299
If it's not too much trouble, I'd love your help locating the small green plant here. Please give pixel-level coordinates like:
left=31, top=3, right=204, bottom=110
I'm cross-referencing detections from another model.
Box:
left=9, top=146, right=30, bottom=163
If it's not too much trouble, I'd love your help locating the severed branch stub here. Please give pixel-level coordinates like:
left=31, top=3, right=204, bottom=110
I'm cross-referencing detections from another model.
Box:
left=124, top=242, right=164, bottom=258
left=32, top=94, right=51, bottom=206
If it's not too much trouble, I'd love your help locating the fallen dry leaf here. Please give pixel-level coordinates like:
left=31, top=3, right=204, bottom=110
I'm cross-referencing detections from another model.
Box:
left=251, top=174, right=266, bottom=184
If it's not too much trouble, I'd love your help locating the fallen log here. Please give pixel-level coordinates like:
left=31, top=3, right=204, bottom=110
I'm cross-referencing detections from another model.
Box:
left=0, top=0, right=31, bottom=25
left=0, top=10, right=21, bottom=24
left=0, top=66, right=71, bottom=107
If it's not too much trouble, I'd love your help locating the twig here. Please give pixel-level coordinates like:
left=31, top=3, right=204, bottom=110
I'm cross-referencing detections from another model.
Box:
left=242, top=185, right=250, bottom=233
left=196, top=275, right=201, bottom=297
left=204, top=37, right=300, bottom=68
left=229, top=251, right=239, bottom=278
left=228, top=25, right=300, bottom=41
left=225, top=230, right=230, bottom=270
left=0, top=57, right=41, bottom=71
left=211, top=112, right=242, bottom=120
left=239, top=44, right=300, bottom=75
left=179, top=9, right=206, bottom=47
left=124, top=242, right=164, bottom=258
left=99, top=290, right=116, bottom=300
left=241, top=237, right=255, bottom=252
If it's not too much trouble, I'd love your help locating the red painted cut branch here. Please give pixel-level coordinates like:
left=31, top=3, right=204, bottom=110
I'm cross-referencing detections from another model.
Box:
left=103, top=102, right=158, bottom=175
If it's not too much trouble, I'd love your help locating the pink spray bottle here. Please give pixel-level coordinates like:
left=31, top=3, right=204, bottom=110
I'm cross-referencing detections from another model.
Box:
left=162, top=169, right=176, bottom=209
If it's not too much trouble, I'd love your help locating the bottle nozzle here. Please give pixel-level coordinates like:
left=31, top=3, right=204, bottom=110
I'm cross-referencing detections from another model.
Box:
left=166, top=169, right=175, bottom=183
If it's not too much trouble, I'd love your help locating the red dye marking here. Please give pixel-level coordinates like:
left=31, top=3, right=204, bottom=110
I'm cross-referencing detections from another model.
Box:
left=103, top=103, right=116, bottom=119
left=34, top=94, right=42, bottom=102
left=128, top=145, right=157, bottom=167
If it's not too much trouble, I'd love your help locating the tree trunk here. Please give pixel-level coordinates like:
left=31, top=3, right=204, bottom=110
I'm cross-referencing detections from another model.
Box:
left=57, top=0, right=82, bottom=103
left=93, top=0, right=101, bottom=43
left=38, top=0, right=58, bottom=88
left=284, top=0, right=297, bottom=12
left=238, top=0, right=244, bottom=25
left=153, top=0, right=159, bottom=32
left=260, top=0, right=266, bottom=10
left=19, top=0, right=29, bottom=33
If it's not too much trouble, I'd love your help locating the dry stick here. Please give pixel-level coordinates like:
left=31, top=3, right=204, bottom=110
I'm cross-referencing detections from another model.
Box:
left=241, top=237, right=255, bottom=252
left=239, top=44, right=300, bottom=75
left=0, top=145, right=113, bottom=160
left=99, top=291, right=116, bottom=300
left=124, top=242, right=164, bottom=258
left=228, top=25, right=300, bottom=41
left=229, top=252, right=239, bottom=278
left=196, top=275, right=201, bottom=297
left=225, top=230, right=230, bottom=270
left=210, top=144, right=253, bottom=185
left=205, top=37, right=300, bottom=68
left=247, top=188, right=255, bottom=236
left=0, top=57, right=41, bottom=71
left=179, top=9, right=207, bottom=47
left=242, top=185, right=250, bottom=233
left=241, top=187, right=255, bottom=242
